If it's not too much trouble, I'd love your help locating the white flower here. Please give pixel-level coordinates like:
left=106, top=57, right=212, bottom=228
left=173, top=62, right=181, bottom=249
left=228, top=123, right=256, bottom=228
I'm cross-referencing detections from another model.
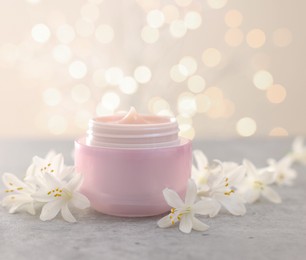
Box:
left=267, top=155, right=297, bottom=186
left=192, top=150, right=222, bottom=194
left=25, top=151, right=73, bottom=184
left=240, top=160, right=282, bottom=204
left=1, top=151, right=89, bottom=223
left=222, top=161, right=240, bottom=172
left=33, top=170, right=90, bottom=223
left=192, top=150, right=246, bottom=217
left=291, top=137, right=306, bottom=165
left=1, top=173, right=36, bottom=215
left=157, top=179, right=219, bottom=233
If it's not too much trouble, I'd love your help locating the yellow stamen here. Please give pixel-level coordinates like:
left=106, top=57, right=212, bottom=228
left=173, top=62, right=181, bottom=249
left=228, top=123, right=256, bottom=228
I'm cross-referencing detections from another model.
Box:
left=253, top=181, right=264, bottom=190
left=224, top=190, right=235, bottom=196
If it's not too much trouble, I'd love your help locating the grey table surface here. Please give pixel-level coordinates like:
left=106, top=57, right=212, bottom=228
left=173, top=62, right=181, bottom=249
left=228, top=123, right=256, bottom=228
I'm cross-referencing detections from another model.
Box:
left=0, top=138, right=305, bottom=260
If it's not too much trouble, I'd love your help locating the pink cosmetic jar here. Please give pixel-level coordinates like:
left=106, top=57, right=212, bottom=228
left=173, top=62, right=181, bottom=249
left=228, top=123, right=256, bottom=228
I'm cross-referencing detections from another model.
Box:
left=74, top=108, right=192, bottom=217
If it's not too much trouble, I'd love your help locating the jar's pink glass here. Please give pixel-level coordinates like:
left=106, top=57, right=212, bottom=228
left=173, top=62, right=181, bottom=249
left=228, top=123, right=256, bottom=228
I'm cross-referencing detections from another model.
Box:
left=74, top=108, right=192, bottom=217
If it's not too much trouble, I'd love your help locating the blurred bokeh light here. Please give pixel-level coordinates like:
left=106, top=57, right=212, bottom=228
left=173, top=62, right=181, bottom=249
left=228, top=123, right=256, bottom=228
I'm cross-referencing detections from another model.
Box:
left=0, top=0, right=304, bottom=140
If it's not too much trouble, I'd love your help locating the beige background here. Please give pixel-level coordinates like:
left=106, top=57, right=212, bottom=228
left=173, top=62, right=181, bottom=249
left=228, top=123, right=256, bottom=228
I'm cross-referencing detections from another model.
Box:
left=0, top=0, right=304, bottom=140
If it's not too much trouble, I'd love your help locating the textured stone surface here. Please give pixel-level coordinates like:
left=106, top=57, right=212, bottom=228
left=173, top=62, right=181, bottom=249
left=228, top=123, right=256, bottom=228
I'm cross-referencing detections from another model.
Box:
left=0, top=138, right=305, bottom=260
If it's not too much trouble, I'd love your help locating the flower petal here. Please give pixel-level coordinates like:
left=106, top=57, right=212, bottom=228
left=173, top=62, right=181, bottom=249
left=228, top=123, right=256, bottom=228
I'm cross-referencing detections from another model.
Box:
left=42, top=172, right=63, bottom=188
left=292, top=136, right=304, bottom=152
left=192, top=217, right=209, bottom=232
left=279, top=155, right=293, bottom=168
left=2, top=194, right=33, bottom=214
left=191, top=165, right=202, bottom=182
left=9, top=201, right=36, bottom=215
left=243, top=188, right=260, bottom=204
left=52, top=153, right=64, bottom=175
left=197, top=184, right=210, bottom=196
left=71, top=192, right=90, bottom=209
left=157, top=214, right=172, bottom=228
left=45, top=150, right=57, bottom=161
left=193, top=150, right=208, bottom=170
left=276, top=169, right=297, bottom=186
left=226, top=165, right=246, bottom=186
left=40, top=199, right=63, bottom=221
left=2, top=194, right=32, bottom=206
left=267, top=158, right=276, bottom=167
left=59, top=166, right=75, bottom=180
left=162, top=188, right=184, bottom=208
left=25, top=164, right=35, bottom=179
left=185, top=179, right=197, bottom=205
left=258, top=169, right=275, bottom=185
left=32, top=156, right=44, bottom=165
left=210, top=160, right=223, bottom=174
left=193, top=198, right=220, bottom=217
left=26, top=203, right=36, bottom=215
left=61, top=204, right=76, bottom=223
left=262, top=186, right=282, bottom=204
left=8, top=204, right=25, bottom=214
left=1, top=195, right=14, bottom=208
left=222, top=162, right=239, bottom=172
left=243, top=159, right=257, bottom=178
left=179, top=214, right=193, bottom=233
left=66, top=172, right=83, bottom=191
left=32, top=190, right=54, bottom=202
left=218, top=196, right=246, bottom=216
left=2, top=173, right=31, bottom=193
